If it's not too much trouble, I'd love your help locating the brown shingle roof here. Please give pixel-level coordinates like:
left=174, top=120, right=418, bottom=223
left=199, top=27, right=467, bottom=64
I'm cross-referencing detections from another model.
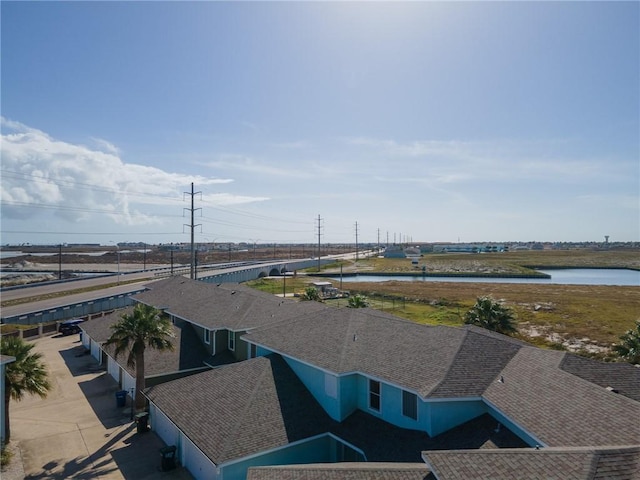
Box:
left=559, top=353, right=640, bottom=402
left=483, top=347, right=640, bottom=447
left=144, top=354, right=334, bottom=465
left=135, top=276, right=326, bottom=331
left=80, top=308, right=209, bottom=376
left=422, top=446, right=640, bottom=480
left=247, top=463, right=431, bottom=480
left=245, top=309, right=522, bottom=399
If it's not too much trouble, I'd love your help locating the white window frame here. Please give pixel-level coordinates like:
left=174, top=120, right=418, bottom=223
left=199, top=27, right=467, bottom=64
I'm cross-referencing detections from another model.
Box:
left=204, top=329, right=210, bottom=345
left=228, top=331, right=235, bottom=351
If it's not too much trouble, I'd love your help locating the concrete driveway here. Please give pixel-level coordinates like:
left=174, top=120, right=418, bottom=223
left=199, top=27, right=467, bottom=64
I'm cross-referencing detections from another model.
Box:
left=4, top=334, right=193, bottom=480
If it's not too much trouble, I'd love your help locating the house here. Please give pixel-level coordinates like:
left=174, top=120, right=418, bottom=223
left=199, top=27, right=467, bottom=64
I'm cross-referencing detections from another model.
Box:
left=84, top=276, right=640, bottom=479
left=133, top=276, right=325, bottom=366
left=1, top=354, right=16, bottom=443
left=80, top=307, right=210, bottom=394
left=421, top=445, right=640, bottom=480
left=246, top=463, right=430, bottom=480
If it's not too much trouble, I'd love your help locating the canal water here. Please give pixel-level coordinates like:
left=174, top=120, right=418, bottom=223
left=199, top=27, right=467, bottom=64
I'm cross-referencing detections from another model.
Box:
left=331, top=269, right=640, bottom=286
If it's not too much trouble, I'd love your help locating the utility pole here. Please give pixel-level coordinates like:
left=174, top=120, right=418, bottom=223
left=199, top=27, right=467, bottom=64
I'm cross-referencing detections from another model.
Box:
left=377, top=228, right=380, bottom=254
left=317, top=214, right=322, bottom=272
left=58, top=244, right=62, bottom=280
left=355, top=221, right=359, bottom=261
left=184, top=183, right=201, bottom=280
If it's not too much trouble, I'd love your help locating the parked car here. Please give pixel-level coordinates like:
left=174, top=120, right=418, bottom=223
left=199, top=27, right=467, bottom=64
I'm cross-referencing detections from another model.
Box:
left=58, top=318, right=85, bottom=336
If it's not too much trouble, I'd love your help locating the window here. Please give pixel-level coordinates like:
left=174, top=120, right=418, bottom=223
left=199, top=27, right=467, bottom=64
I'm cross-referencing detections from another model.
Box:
left=402, top=390, right=418, bottom=420
left=369, top=379, right=381, bottom=412
left=228, top=331, right=235, bottom=351
left=204, top=329, right=210, bottom=345
left=250, top=343, right=257, bottom=359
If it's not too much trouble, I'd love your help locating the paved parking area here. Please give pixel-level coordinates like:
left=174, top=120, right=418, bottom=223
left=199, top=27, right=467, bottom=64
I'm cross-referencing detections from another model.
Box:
left=4, top=334, right=193, bottom=480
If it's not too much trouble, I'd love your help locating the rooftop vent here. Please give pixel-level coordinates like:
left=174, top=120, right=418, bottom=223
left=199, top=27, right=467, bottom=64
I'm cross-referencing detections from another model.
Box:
left=606, top=386, right=619, bottom=393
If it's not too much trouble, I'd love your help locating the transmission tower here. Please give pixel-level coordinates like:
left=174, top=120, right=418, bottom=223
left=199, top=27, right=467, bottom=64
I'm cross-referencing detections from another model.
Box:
left=184, top=182, right=202, bottom=280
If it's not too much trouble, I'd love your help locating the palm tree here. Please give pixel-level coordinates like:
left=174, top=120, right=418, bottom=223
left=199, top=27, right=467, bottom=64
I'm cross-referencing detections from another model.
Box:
left=104, top=304, right=175, bottom=411
left=2, top=336, right=52, bottom=442
left=613, top=320, right=640, bottom=364
left=464, top=296, right=517, bottom=335
left=347, top=294, right=370, bottom=308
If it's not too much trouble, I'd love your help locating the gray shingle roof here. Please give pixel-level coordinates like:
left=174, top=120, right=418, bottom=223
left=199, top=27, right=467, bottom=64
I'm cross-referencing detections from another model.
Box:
left=144, top=354, right=334, bottom=465
left=135, top=276, right=326, bottom=331
left=247, top=463, right=431, bottom=480
left=559, top=353, right=640, bottom=402
left=144, top=359, right=528, bottom=467
left=483, top=347, right=640, bottom=447
left=245, top=309, right=522, bottom=398
left=80, top=308, right=209, bottom=376
left=422, top=445, right=640, bottom=480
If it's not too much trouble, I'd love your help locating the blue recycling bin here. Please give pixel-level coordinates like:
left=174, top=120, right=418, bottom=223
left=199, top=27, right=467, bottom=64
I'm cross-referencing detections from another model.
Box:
left=115, top=390, right=127, bottom=408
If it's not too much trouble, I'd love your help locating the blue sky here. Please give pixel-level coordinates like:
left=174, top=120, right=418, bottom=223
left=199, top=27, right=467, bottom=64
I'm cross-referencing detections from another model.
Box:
left=1, top=1, right=638, bottom=246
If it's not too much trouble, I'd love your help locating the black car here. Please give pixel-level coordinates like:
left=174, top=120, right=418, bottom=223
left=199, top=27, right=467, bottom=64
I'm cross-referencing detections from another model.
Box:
left=58, top=319, right=85, bottom=336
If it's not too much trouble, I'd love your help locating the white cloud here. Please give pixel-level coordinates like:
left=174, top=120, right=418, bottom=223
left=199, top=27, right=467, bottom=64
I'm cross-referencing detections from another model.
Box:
left=0, top=117, right=266, bottom=227
left=203, top=154, right=319, bottom=179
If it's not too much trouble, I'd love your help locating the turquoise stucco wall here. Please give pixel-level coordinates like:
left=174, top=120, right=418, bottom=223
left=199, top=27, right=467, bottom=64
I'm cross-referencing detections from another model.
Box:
left=427, top=399, right=487, bottom=437
left=221, top=435, right=364, bottom=480
left=250, top=348, right=495, bottom=440
left=282, top=356, right=343, bottom=421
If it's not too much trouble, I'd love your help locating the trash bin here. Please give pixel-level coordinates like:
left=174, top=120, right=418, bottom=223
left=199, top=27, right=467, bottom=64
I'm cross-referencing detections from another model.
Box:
left=115, top=390, right=127, bottom=408
left=159, top=445, right=177, bottom=471
left=135, top=412, right=149, bottom=433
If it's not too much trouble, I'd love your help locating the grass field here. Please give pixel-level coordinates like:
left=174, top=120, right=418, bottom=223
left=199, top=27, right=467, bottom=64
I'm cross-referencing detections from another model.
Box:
left=248, top=249, right=640, bottom=359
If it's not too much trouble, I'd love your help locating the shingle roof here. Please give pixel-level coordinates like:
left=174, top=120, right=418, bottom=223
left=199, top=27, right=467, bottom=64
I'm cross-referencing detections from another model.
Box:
left=144, top=354, right=334, bottom=465
left=483, top=347, right=640, bottom=447
left=134, top=276, right=326, bottom=331
left=144, top=359, right=528, bottom=466
left=246, top=462, right=432, bottom=480
left=331, top=412, right=527, bottom=463
left=245, top=309, right=522, bottom=398
left=80, top=308, right=209, bottom=376
left=422, top=445, right=640, bottom=480
left=559, top=353, right=640, bottom=402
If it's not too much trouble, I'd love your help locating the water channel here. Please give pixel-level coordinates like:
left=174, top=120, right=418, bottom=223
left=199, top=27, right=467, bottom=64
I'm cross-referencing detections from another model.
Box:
left=330, top=269, right=640, bottom=286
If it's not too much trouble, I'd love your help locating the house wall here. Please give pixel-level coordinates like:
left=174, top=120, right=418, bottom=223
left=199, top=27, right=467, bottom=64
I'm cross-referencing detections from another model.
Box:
left=254, top=347, right=489, bottom=438
left=230, top=330, right=248, bottom=361
left=282, top=356, right=343, bottom=421
left=150, top=403, right=181, bottom=448
left=426, top=399, right=487, bottom=437
left=81, top=333, right=91, bottom=350
left=215, top=329, right=228, bottom=356
left=182, top=433, right=218, bottom=480
left=190, top=324, right=216, bottom=355
left=90, top=340, right=102, bottom=362
left=221, top=434, right=364, bottom=480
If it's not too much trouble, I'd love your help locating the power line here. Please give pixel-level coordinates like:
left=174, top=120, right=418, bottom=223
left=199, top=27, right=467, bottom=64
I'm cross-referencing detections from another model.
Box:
left=1, top=169, right=183, bottom=201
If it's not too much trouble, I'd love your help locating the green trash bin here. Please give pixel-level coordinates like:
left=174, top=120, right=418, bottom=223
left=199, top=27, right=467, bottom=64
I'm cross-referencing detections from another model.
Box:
left=159, top=445, right=177, bottom=471
left=135, top=412, right=149, bottom=433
